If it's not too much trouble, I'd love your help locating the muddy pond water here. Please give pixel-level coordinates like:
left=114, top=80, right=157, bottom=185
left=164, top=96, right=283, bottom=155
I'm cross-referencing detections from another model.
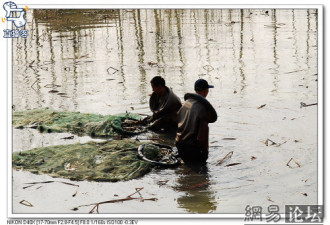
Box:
left=12, top=8, right=318, bottom=214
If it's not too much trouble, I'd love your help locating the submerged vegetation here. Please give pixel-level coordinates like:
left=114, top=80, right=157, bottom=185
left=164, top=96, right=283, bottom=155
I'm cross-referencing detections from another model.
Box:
left=12, top=109, right=180, bottom=181
left=12, top=139, right=165, bottom=182
left=13, top=108, right=145, bottom=138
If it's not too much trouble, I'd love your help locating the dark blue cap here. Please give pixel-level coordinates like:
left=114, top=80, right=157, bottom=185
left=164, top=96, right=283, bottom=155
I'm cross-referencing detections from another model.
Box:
left=194, top=79, right=214, bottom=91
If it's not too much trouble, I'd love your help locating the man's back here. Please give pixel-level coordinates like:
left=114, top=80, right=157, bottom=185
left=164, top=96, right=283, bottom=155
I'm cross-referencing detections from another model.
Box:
left=176, top=96, right=208, bottom=146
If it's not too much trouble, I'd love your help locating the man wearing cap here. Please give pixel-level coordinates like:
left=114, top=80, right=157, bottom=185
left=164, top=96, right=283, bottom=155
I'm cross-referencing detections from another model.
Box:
left=148, top=76, right=182, bottom=131
left=175, top=79, right=217, bottom=165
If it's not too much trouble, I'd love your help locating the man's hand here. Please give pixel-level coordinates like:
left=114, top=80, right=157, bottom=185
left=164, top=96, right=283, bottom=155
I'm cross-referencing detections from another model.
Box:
left=141, top=115, right=154, bottom=125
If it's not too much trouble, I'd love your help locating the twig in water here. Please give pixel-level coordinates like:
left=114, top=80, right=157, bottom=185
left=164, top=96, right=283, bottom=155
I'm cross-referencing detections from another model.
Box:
left=286, top=158, right=301, bottom=168
left=77, top=196, right=157, bottom=213
left=127, top=187, right=144, bottom=198
left=265, top=139, right=277, bottom=146
left=258, top=104, right=266, bottom=109
left=23, top=181, right=79, bottom=197
left=285, top=69, right=305, bottom=74
left=103, top=101, right=111, bottom=107
left=267, top=196, right=275, bottom=202
left=300, top=102, right=317, bottom=108
left=225, top=163, right=242, bottom=167
left=29, top=60, right=35, bottom=68
left=107, top=66, right=119, bottom=75
left=30, top=79, right=38, bottom=89
left=157, top=180, right=169, bottom=186
left=61, top=136, right=74, bottom=140
left=276, top=141, right=287, bottom=147
left=89, top=204, right=99, bottom=214
left=73, top=187, right=158, bottom=214
left=216, top=151, right=233, bottom=166
left=19, top=200, right=33, bottom=207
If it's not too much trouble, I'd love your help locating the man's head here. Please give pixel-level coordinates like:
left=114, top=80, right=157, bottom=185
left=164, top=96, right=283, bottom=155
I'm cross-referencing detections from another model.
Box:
left=194, top=79, right=214, bottom=97
left=151, top=76, right=166, bottom=95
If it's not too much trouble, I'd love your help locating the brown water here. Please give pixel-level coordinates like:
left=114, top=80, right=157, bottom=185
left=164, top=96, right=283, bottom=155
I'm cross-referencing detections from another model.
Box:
left=12, top=9, right=318, bottom=214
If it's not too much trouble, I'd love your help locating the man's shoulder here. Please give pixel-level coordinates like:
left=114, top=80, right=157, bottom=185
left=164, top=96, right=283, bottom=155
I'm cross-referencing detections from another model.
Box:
left=186, top=98, right=207, bottom=111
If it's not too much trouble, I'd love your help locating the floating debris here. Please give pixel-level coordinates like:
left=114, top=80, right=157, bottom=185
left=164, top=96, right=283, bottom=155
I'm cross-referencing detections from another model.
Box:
left=264, top=139, right=287, bottom=147
left=225, top=163, right=242, bottom=167
left=264, top=25, right=281, bottom=28
left=222, top=137, right=236, bottom=140
left=23, top=180, right=79, bottom=197
left=29, top=60, right=35, bottom=68
left=13, top=108, right=146, bottom=137
left=60, top=136, right=74, bottom=140
left=264, top=138, right=277, bottom=146
left=258, top=104, right=266, bottom=109
left=30, top=80, right=38, bottom=89
left=57, top=93, right=68, bottom=97
left=203, top=65, right=214, bottom=72
left=19, top=200, right=33, bottom=207
left=251, top=156, right=257, bottom=160
left=267, top=196, right=275, bottom=202
left=285, top=69, right=305, bottom=74
left=157, top=180, right=169, bottom=186
left=147, top=61, right=158, bottom=67
left=300, top=102, right=317, bottom=108
left=287, top=158, right=301, bottom=168
left=103, top=101, right=111, bottom=107
left=13, top=140, right=174, bottom=182
left=73, top=187, right=157, bottom=214
left=107, top=66, right=119, bottom=75
left=301, top=193, right=308, bottom=197
left=216, top=151, right=233, bottom=166
left=44, top=84, right=61, bottom=88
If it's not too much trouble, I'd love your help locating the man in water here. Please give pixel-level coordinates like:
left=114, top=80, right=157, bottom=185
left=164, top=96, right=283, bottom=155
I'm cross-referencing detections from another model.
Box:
left=175, top=79, right=217, bottom=166
left=148, top=76, right=181, bottom=131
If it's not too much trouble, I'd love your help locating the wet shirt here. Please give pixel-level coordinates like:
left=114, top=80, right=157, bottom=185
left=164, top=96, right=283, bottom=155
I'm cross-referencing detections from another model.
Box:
left=175, top=96, right=210, bottom=148
left=149, top=87, right=181, bottom=123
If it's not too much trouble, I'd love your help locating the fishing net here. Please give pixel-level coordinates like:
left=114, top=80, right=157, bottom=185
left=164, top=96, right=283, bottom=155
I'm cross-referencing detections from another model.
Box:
left=13, top=108, right=146, bottom=137
left=138, top=144, right=179, bottom=167
left=12, top=140, right=168, bottom=182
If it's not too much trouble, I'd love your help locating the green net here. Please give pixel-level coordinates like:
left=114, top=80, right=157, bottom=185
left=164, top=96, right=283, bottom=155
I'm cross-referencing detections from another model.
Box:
left=12, top=140, right=165, bottom=182
left=13, top=108, right=145, bottom=137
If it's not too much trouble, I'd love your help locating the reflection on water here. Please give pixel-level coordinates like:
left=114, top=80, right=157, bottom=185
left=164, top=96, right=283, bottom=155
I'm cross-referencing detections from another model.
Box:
left=176, top=165, right=217, bottom=213
left=13, top=9, right=318, bottom=113
left=12, top=8, right=318, bottom=214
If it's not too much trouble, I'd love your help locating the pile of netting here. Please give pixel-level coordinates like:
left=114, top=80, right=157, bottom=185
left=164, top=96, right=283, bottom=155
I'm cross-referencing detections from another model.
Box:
left=12, top=140, right=174, bottom=182
left=13, top=108, right=146, bottom=137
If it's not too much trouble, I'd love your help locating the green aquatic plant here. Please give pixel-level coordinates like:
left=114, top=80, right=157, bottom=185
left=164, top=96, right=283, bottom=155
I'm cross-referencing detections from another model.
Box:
left=12, top=140, right=164, bottom=182
left=13, top=108, right=145, bottom=137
